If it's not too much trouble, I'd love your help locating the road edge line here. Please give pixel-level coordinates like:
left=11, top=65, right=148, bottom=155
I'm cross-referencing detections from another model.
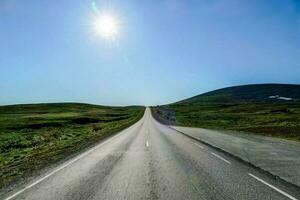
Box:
left=210, top=152, right=231, bottom=164
left=3, top=115, right=146, bottom=200
left=164, top=125, right=300, bottom=191
left=248, top=173, right=298, bottom=200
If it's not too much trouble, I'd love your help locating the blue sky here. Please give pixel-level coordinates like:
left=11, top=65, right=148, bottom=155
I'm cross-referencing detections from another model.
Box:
left=0, top=0, right=299, bottom=106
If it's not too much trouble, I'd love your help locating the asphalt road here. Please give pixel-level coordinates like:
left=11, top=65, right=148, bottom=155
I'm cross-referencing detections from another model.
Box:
left=3, top=108, right=300, bottom=200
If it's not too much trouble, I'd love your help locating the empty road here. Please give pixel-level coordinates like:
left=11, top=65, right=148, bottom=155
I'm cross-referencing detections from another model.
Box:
left=3, top=108, right=300, bottom=200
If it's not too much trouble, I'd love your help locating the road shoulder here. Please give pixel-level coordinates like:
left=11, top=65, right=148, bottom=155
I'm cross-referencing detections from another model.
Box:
left=170, top=125, right=300, bottom=189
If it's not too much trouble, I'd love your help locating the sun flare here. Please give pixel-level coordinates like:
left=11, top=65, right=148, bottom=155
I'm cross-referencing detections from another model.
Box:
left=94, top=14, right=119, bottom=40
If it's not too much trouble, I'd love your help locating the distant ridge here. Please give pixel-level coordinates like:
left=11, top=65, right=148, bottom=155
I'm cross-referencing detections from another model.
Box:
left=178, top=83, right=300, bottom=104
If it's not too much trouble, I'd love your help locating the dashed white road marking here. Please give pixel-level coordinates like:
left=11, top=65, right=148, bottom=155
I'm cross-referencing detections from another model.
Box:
left=210, top=152, right=231, bottom=164
left=193, top=142, right=204, bottom=149
left=3, top=123, right=138, bottom=200
left=146, top=140, right=149, bottom=147
left=248, top=173, right=298, bottom=200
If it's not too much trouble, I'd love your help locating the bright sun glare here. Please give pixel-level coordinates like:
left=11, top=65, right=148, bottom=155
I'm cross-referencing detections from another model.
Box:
left=94, top=14, right=119, bottom=40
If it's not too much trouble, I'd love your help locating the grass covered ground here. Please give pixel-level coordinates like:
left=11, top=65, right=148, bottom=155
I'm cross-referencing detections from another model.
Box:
left=0, top=103, right=144, bottom=189
left=152, top=84, right=300, bottom=141
left=152, top=102, right=300, bottom=141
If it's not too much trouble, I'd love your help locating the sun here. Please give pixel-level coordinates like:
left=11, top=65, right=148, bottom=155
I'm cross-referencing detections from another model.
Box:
left=94, top=14, right=119, bottom=40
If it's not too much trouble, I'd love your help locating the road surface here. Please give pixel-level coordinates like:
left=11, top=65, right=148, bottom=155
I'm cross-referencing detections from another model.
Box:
left=3, top=108, right=300, bottom=200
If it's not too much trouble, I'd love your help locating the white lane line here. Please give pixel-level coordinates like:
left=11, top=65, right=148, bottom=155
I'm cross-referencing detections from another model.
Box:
left=210, top=152, right=231, bottom=164
left=3, top=126, right=134, bottom=200
left=248, top=173, right=298, bottom=200
left=146, top=140, right=149, bottom=147
left=193, top=142, right=204, bottom=149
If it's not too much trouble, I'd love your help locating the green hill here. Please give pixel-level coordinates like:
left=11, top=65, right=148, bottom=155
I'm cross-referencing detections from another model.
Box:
left=180, top=83, right=300, bottom=104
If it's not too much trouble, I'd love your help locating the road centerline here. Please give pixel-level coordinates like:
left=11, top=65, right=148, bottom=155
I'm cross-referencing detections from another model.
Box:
left=248, top=173, right=298, bottom=200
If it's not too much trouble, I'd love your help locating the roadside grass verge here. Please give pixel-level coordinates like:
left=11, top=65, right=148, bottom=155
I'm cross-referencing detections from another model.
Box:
left=151, top=102, right=300, bottom=141
left=0, top=103, right=144, bottom=189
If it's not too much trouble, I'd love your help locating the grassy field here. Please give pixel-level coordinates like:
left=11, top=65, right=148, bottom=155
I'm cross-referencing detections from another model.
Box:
left=0, top=103, right=144, bottom=189
left=152, top=84, right=300, bottom=142
left=152, top=103, right=300, bottom=141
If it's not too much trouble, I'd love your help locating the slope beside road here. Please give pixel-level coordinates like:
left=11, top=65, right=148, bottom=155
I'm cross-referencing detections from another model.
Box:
left=171, top=126, right=300, bottom=188
left=2, top=108, right=300, bottom=200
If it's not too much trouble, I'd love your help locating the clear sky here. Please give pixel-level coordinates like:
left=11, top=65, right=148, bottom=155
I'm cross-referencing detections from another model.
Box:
left=1, top=0, right=300, bottom=106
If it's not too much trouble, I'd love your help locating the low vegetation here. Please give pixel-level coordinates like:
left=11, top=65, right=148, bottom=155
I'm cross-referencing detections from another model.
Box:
left=0, top=103, right=144, bottom=189
left=152, top=84, right=300, bottom=141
